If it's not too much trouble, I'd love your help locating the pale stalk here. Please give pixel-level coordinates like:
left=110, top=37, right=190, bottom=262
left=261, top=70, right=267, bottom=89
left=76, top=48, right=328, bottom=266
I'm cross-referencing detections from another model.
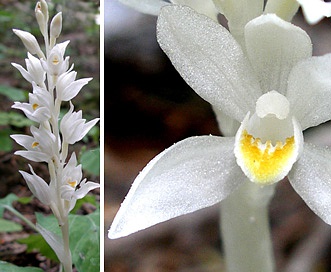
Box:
left=220, top=181, right=276, bottom=272
left=215, top=112, right=276, bottom=271
left=60, top=215, right=73, bottom=272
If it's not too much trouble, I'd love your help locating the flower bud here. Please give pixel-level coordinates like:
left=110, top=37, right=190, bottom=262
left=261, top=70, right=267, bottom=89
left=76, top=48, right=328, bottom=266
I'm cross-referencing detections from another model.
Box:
left=35, top=0, right=49, bottom=24
left=50, top=12, right=62, bottom=40
left=13, top=29, right=45, bottom=58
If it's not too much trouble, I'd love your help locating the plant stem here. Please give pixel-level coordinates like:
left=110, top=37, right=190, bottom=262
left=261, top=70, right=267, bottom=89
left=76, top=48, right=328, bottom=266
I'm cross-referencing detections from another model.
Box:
left=220, top=181, right=276, bottom=272
left=61, top=218, right=73, bottom=272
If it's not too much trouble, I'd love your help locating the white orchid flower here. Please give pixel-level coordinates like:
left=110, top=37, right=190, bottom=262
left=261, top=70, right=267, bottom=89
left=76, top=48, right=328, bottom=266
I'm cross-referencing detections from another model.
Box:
left=297, top=0, right=331, bottom=24
left=60, top=153, right=100, bottom=212
left=60, top=102, right=99, bottom=144
left=109, top=7, right=331, bottom=239
left=11, top=125, right=58, bottom=162
left=11, top=53, right=45, bottom=86
left=12, top=82, right=52, bottom=122
left=41, top=41, right=70, bottom=76
left=56, top=70, right=92, bottom=101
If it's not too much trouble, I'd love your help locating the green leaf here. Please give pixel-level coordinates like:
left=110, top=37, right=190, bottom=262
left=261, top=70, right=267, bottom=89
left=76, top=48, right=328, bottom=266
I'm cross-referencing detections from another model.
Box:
left=17, top=196, right=34, bottom=205
left=79, top=148, right=100, bottom=176
left=0, top=85, right=27, bottom=101
left=35, top=208, right=100, bottom=272
left=0, top=218, right=22, bottom=232
left=18, top=233, right=59, bottom=262
left=0, top=193, right=18, bottom=217
left=0, top=261, right=43, bottom=272
left=69, top=209, right=100, bottom=272
left=0, top=112, right=34, bottom=127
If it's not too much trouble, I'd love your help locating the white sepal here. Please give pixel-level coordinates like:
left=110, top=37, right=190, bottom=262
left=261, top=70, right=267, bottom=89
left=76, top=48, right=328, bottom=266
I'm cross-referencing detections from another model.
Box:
left=157, top=5, right=261, bottom=123
left=289, top=143, right=331, bottom=225
left=19, top=165, right=51, bottom=205
left=286, top=53, right=331, bottom=130
left=109, top=135, right=246, bottom=238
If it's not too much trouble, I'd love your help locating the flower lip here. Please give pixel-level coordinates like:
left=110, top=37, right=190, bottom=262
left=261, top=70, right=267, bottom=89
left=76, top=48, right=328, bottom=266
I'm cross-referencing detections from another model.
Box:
left=234, top=91, right=304, bottom=185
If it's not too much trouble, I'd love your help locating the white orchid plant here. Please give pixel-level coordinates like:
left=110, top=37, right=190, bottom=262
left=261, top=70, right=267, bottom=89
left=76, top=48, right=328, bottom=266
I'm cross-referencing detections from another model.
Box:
left=109, top=0, right=331, bottom=271
left=11, top=1, right=99, bottom=271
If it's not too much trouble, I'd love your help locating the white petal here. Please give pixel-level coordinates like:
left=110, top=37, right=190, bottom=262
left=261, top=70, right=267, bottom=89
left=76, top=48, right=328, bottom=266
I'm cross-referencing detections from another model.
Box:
left=118, top=0, right=169, bottom=15
left=15, top=150, right=49, bottom=162
left=288, top=143, right=331, bottom=225
left=109, top=136, right=246, bottom=238
left=157, top=5, right=262, bottom=122
left=11, top=63, right=33, bottom=83
left=287, top=54, right=331, bottom=130
left=264, top=0, right=299, bottom=21
left=74, top=181, right=100, bottom=199
left=245, top=14, right=312, bottom=93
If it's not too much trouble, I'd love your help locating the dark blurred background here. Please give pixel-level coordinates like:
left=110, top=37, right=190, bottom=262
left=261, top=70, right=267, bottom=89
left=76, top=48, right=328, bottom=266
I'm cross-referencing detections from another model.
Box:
left=104, top=1, right=331, bottom=271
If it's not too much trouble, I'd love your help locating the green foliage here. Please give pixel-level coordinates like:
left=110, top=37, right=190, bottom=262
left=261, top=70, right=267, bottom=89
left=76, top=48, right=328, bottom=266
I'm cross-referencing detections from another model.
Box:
left=0, top=218, right=22, bottom=232
left=32, top=208, right=100, bottom=272
left=79, top=147, right=100, bottom=176
left=0, top=193, right=18, bottom=217
left=0, top=85, right=27, bottom=101
left=17, top=234, right=59, bottom=262
left=16, top=196, right=34, bottom=205
left=69, top=208, right=100, bottom=272
left=0, top=261, right=43, bottom=272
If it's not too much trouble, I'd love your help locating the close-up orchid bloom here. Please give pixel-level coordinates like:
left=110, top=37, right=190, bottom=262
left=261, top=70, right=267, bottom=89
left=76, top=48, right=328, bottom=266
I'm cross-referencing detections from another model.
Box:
left=109, top=5, right=331, bottom=243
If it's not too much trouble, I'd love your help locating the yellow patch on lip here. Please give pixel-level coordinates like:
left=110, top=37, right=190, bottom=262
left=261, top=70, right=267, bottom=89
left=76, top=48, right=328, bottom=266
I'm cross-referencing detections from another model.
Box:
left=52, top=56, right=59, bottom=65
left=32, top=103, right=39, bottom=110
left=238, top=130, right=295, bottom=185
left=68, top=180, right=77, bottom=188
left=32, top=141, right=39, bottom=148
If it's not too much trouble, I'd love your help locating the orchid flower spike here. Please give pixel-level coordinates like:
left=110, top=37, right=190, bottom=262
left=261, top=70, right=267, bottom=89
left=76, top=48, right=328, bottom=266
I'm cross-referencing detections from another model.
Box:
left=109, top=6, right=331, bottom=239
left=11, top=0, right=100, bottom=224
